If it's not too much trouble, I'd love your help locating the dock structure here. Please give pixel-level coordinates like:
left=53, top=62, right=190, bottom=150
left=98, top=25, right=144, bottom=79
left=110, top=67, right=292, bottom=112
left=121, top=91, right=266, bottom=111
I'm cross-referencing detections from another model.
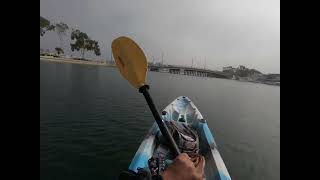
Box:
left=148, top=65, right=231, bottom=79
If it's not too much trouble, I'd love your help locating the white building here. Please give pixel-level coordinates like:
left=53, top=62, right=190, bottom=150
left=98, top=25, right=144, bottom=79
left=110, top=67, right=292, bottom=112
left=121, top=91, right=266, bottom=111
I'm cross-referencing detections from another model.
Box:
left=238, top=65, right=246, bottom=70
left=223, top=66, right=233, bottom=71
left=223, top=66, right=236, bottom=73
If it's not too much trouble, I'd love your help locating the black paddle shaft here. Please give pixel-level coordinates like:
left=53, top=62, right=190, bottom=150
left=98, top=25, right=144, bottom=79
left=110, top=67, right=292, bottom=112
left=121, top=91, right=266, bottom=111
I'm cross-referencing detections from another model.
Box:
left=139, top=85, right=181, bottom=157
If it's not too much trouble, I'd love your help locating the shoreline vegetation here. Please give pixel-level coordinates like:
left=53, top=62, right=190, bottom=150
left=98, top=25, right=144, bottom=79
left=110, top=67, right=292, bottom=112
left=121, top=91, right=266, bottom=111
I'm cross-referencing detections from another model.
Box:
left=41, top=16, right=101, bottom=60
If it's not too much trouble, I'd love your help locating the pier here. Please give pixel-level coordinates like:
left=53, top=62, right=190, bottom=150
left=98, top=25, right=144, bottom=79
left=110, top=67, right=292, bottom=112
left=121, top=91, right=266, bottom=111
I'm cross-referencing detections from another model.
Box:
left=148, top=65, right=231, bottom=79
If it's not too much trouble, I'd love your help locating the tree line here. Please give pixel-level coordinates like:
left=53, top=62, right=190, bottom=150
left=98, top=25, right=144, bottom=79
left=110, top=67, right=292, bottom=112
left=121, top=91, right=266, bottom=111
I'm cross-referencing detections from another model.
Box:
left=40, top=16, right=101, bottom=58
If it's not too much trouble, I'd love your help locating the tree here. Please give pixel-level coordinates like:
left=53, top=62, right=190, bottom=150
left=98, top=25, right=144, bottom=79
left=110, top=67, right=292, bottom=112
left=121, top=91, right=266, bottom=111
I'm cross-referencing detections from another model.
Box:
left=86, top=39, right=101, bottom=56
left=40, top=16, right=54, bottom=36
left=55, top=47, right=64, bottom=55
left=53, top=22, right=69, bottom=48
left=70, top=29, right=101, bottom=58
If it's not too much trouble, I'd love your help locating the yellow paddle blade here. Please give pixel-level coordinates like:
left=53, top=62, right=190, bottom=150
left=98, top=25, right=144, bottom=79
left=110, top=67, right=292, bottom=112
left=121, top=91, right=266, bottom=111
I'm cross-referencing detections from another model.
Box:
left=112, top=36, right=148, bottom=89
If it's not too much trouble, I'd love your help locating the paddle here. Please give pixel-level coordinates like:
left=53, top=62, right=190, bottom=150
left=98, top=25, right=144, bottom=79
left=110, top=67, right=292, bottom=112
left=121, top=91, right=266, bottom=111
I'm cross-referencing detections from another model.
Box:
left=111, top=36, right=181, bottom=156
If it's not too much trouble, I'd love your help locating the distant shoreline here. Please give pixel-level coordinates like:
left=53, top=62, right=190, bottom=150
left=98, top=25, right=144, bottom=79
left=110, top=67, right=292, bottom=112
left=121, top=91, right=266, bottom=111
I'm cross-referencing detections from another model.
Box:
left=40, top=56, right=116, bottom=67
left=40, top=56, right=279, bottom=87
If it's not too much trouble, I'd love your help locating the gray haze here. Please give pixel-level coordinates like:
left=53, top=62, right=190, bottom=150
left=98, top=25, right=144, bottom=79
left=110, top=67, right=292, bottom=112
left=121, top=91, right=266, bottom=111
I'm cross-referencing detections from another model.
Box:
left=40, top=0, right=280, bottom=73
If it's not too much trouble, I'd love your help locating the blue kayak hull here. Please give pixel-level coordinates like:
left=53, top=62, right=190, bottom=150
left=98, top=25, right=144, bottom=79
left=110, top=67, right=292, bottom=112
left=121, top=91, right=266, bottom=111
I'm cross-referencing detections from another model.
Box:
left=126, top=96, right=231, bottom=180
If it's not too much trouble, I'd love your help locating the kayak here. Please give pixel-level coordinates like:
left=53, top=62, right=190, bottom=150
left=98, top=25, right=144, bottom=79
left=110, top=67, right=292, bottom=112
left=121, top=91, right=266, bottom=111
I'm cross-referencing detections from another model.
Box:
left=119, top=96, right=232, bottom=180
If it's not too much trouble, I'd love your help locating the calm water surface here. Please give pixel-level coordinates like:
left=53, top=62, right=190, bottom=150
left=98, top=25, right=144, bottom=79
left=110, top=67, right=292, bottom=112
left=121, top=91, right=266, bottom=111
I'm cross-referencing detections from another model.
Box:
left=40, top=61, right=280, bottom=180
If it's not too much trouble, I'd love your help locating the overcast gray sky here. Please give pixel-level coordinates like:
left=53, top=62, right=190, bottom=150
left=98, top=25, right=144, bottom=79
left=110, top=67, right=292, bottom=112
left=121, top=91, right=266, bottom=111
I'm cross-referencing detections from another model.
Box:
left=40, top=0, right=280, bottom=73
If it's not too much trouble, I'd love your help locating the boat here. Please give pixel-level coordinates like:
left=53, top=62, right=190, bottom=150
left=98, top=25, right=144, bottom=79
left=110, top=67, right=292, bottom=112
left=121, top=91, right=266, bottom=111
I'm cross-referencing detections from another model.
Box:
left=119, top=96, right=231, bottom=180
